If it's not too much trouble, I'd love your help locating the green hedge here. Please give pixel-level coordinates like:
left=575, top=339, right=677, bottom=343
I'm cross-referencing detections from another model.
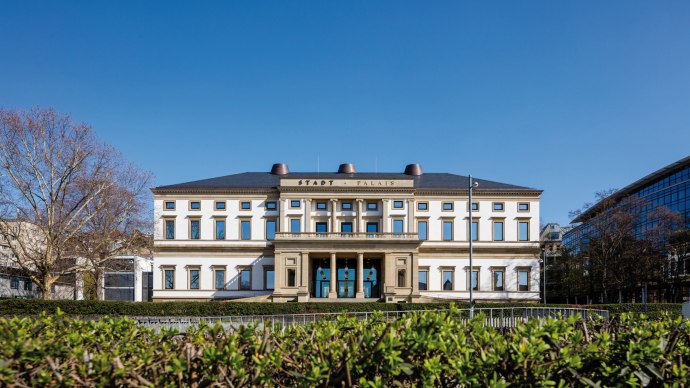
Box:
left=0, top=298, right=681, bottom=317
left=1, top=309, right=688, bottom=386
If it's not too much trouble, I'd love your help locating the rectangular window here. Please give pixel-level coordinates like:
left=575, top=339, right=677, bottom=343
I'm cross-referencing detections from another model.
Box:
left=393, top=219, right=404, bottom=234
left=419, top=270, right=428, bottom=290
left=443, top=221, right=453, bottom=241
left=468, top=270, right=479, bottom=291
left=417, top=202, right=428, bottom=211
left=241, top=220, right=251, bottom=240
left=493, top=202, right=504, bottom=211
left=315, top=222, right=328, bottom=233
left=518, top=203, right=529, bottom=211
left=215, top=201, right=226, bottom=210
left=493, top=221, right=504, bottom=241
left=393, top=200, right=404, bottom=209
left=397, top=269, right=406, bottom=287
left=24, top=280, right=32, bottom=291
left=264, top=267, right=275, bottom=290
left=316, top=201, right=327, bottom=210
left=418, top=221, right=428, bottom=241
left=164, top=269, right=175, bottom=289
left=290, top=200, right=301, bottom=208
left=341, top=202, right=352, bottom=210
left=190, top=220, right=200, bottom=240
left=341, top=222, right=353, bottom=233
left=215, top=269, right=225, bottom=290
left=518, top=270, right=529, bottom=291
left=10, top=276, right=18, bottom=289
left=366, top=222, right=379, bottom=233
left=442, top=202, right=454, bottom=211
left=215, top=220, right=226, bottom=240
left=519, top=221, right=529, bottom=241
left=367, top=202, right=378, bottom=211
left=190, top=201, right=201, bottom=210
left=266, top=219, right=276, bottom=241
left=442, top=270, right=454, bottom=290
left=493, top=270, right=504, bottom=291
left=471, top=221, right=478, bottom=241
left=290, top=219, right=301, bottom=233
left=165, top=219, right=175, bottom=240
left=240, top=201, right=251, bottom=210
left=471, top=202, right=479, bottom=211
left=266, top=201, right=277, bottom=210
left=239, top=268, right=252, bottom=290
left=189, top=269, right=200, bottom=289
left=286, top=268, right=296, bottom=287
left=164, top=201, right=175, bottom=210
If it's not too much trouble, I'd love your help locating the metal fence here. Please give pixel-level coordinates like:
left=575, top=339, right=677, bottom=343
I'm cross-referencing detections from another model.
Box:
left=131, top=307, right=609, bottom=332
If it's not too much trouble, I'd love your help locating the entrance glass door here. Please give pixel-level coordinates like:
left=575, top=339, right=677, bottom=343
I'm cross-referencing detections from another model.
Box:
left=311, top=259, right=331, bottom=298
left=337, top=259, right=356, bottom=298
left=363, top=258, right=381, bottom=298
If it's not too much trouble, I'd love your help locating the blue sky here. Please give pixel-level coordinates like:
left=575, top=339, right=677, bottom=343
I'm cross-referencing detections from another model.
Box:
left=1, top=1, right=689, bottom=226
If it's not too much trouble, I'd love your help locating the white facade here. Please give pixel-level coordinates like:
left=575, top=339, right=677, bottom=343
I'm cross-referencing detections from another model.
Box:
left=152, top=164, right=542, bottom=302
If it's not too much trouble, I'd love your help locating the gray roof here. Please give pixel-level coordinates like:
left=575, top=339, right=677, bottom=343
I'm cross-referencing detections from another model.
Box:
left=153, top=172, right=539, bottom=192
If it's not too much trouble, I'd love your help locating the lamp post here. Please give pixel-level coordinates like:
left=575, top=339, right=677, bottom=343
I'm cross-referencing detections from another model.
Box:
left=468, top=175, right=478, bottom=318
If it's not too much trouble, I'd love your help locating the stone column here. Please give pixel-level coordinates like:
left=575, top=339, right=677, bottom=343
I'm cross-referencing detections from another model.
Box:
left=330, top=199, right=338, bottom=233
left=305, top=199, right=312, bottom=233
left=356, top=199, right=364, bottom=233
left=382, top=199, right=389, bottom=233
left=274, top=252, right=283, bottom=290
left=356, top=252, right=364, bottom=299
left=407, top=198, right=415, bottom=234
left=329, top=252, right=337, bottom=298
left=279, top=199, right=287, bottom=233
left=411, top=252, right=420, bottom=297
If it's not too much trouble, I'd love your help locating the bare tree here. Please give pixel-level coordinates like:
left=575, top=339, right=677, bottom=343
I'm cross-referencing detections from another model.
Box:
left=0, top=107, right=151, bottom=299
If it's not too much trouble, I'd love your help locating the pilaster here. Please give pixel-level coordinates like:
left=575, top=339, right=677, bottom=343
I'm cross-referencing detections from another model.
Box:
left=329, top=252, right=337, bottom=299
left=355, top=252, right=364, bottom=299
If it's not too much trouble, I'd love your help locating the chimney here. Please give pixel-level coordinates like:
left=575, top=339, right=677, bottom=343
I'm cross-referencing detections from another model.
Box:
left=337, top=163, right=357, bottom=174
left=404, top=163, right=423, bottom=176
left=270, top=163, right=290, bottom=175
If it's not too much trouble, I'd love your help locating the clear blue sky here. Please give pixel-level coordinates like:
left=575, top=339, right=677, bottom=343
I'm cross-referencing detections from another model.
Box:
left=1, top=1, right=689, bottom=226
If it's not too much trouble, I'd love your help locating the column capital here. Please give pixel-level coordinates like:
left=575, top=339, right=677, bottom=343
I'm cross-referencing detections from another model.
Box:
left=356, top=198, right=364, bottom=202
left=306, top=198, right=313, bottom=203
left=357, top=252, right=365, bottom=257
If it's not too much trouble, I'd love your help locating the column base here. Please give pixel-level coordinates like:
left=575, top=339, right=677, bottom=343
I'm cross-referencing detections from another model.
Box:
left=355, top=292, right=364, bottom=299
left=328, top=291, right=338, bottom=299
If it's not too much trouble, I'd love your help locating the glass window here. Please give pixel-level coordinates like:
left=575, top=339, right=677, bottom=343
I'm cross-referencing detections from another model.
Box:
left=443, top=202, right=453, bottom=211
left=341, top=222, right=353, bottom=233
left=418, top=221, right=428, bottom=241
left=417, top=202, right=428, bottom=211
left=241, top=220, right=251, bottom=240
left=264, top=268, right=275, bottom=290
left=189, top=269, right=200, bottom=289
left=215, top=269, right=225, bottom=290
left=397, top=269, right=406, bottom=287
left=105, top=273, right=134, bottom=287
left=366, top=222, right=379, bottom=233
left=341, top=202, right=352, bottom=210
left=367, top=202, right=378, bottom=211
left=419, top=270, right=428, bottom=290
left=164, top=269, right=174, bottom=289
left=266, top=201, right=277, bottom=210
left=165, top=220, right=175, bottom=240
left=471, top=202, right=479, bottom=211
left=316, top=201, right=327, bottom=210
left=10, top=276, right=18, bottom=289
left=316, top=222, right=328, bottom=233
left=471, top=221, right=478, bottom=241
left=165, top=201, right=175, bottom=210
left=190, top=201, right=201, bottom=210
left=290, top=219, right=301, bottom=233
left=215, top=201, right=226, bottom=210
left=493, top=270, right=504, bottom=291
left=442, top=270, right=454, bottom=290
left=519, top=221, right=529, bottom=241
left=286, top=268, right=296, bottom=287
left=493, top=221, right=504, bottom=241
left=290, top=200, right=301, bottom=208
left=469, top=270, right=478, bottom=291
left=266, top=219, right=276, bottom=241
left=493, top=202, right=504, bottom=211
left=24, top=280, right=32, bottom=291
left=518, top=203, right=529, bottom=211
left=215, top=220, right=226, bottom=240
left=393, top=219, right=404, bottom=234
left=393, top=201, right=404, bottom=209
left=443, top=221, right=453, bottom=241
left=241, top=201, right=251, bottom=210
left=518, top=270, right=529, bottom=291
left=190, top=220, right=200, bottom=240
left=239, top=269, right=251, bottom=290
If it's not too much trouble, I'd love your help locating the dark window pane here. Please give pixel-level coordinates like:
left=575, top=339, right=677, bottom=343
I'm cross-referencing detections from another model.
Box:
left=493, top=203, right=504, bottom=211
left=266, top=220, right=276, bottom=240
left=393, top=201, right=403, bottom=209
left=189, top=270, right=199, bottom=289
left=519, top=222, right=529, bottom=241
left=215, top=270, right=225, bottom=290
left=470, top=271, right=478, bottom=291
left=241, top=221, right=251, bottom=240
left=443, top=221, right=453, bottom=241
left=240, top=270, right=251, bottom=290
left=287, top=269, right=296, bottom=287
left=418, top=221, right=427, bottom=241
left=341, top=222, right=353, bottom=233
left=519, top=203, right=529, bottom=211
left=190, top=220, right=200, bottom=240
left=190, top=202, right=200, bottom=210
left=165, top=220, right=175, bottom=239
left=165, top=201, right=175, bottom=209
left=316, top=202, right=327, bottom=210
left=165, top=270, right=174, bottom=289
left=397, top=269, right=406, bottom=287
left=518, top=271, right=529, bottom=291
left=290, top=219, right=301, bottom=233
left=216, top=220, right=226, bottom=240
left=442, top=271, right=453, bottom=290
left=291, top=200, right=301, bottom=208
left=471, top=221, right=478, bottom=241
left=393, top=220, right=404, bottom=234
left=366, top=222, right=378, bottom=233
left=266, top=201, right=277, bottom=210
left=367, top=202, right=378, bottom=210
left=471, top=203, right=479, bottom=211
left=419, top=271, right=428, bottom=290
left=418, top=202, right=428, bottom=211
left=241, top=201, right=251, bottom=209
left=216, top=201, right=226, bottom=210
left=265, top=269, right=274, bottom=290
left=494, top=271, right=504, bottom=291
left=316, top=222, right=328, bottom=233
left=494, top=222, right=504, bottom=241
left=443, top=202, right=453, bottom=211
left=104, top=288, right=134, bottom=301
left=342, top=202, right=352, bottom=210
left=105, top=273, right=134, bottom=288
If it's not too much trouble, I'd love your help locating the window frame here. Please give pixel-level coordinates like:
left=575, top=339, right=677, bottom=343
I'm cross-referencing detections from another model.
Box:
left=316, top=201, right=328, bottom=210
left=189, top=201, right=201, bottom=211
left=468, top=202, right=479, bottom=211
left=240, top=201, right=252, bottom=211
left=189, top=218, right=201, bottom=240
left=469, top=218, right=479, bottom=241
left=493, top=220, right=504, bottom=241
left=238, top=267, right=252, bottom=290
left=315, top=221, right=328, bottom=233
left=240, top=219, right=252, bottom=240
left=215, top=201, right=226, bottom=210
left=264, top=266, right=275, bottom=290
left=393, top=200, right=404, bottom=209
left=518, top=220, right=530, bottom=241
left=366, top=202, right=378, bottom=211
left=266, top=201, right=277, bottom=211
left=290, top=200, right=301, bottom=209
left=441, top=268, right=455, bottom=291
left=418, top=267, right=429, bottom=290
left=188, top=267, right=201, bottom=290
left=340, top=221, right=353, bottom=233
left=393, top=218, right=404, bottom=234
left=492, top=202, right=505, bottom=211
left=442, top=202, right=454, bottom=211
left=417, top=202, right=429, bottom=211
left=397, top=268, right=406, bottom=287
left=164, top=201, right=176, bottom=210
left=517, top=268, right=531, bottom=291
left=491, top=267, right=505, bottom=291
left=265, top=218, right=277, bottom=241
left=417, top=220, right=428, bottom=241
left=286, top=267, right=297, bottom=288
left=213, top=266, right=226, bottom=290
left=442, top=220, right=454, bottom=241
left=341, top=202, right=353, bottom=211
left=466, top=267, right=480, bottom=291
left=518, top=202, right=530, bottom=212
left=163, top=267, right=175, bottom=290
left=164, top=218, right=175, bottom=240
left=290, top=218, right=301, bottom=233
left=214, top=218, right=226, bottom=240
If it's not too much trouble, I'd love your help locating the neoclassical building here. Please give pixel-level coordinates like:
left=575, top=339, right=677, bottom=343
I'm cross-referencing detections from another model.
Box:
left=152, top=163, right=542, bottom=302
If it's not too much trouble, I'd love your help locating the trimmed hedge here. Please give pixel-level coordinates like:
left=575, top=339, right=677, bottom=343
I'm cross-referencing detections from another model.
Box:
left=0, top=298, right=681, bottom=318
left=1, top=310, right=689, bottom=386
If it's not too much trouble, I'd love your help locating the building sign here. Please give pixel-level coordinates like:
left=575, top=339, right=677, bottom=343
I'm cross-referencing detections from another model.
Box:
left=280, top=179, right=414, bottom=188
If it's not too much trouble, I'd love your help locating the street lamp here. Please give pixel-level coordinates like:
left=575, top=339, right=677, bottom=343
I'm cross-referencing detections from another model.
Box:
left=468, top=175, right=478, bottom=318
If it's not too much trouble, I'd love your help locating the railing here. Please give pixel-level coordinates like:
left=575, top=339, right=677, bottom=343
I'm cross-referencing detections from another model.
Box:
left=132, top=307, right=609, bottom=332
left=274, top=232, right=419, bottom=240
